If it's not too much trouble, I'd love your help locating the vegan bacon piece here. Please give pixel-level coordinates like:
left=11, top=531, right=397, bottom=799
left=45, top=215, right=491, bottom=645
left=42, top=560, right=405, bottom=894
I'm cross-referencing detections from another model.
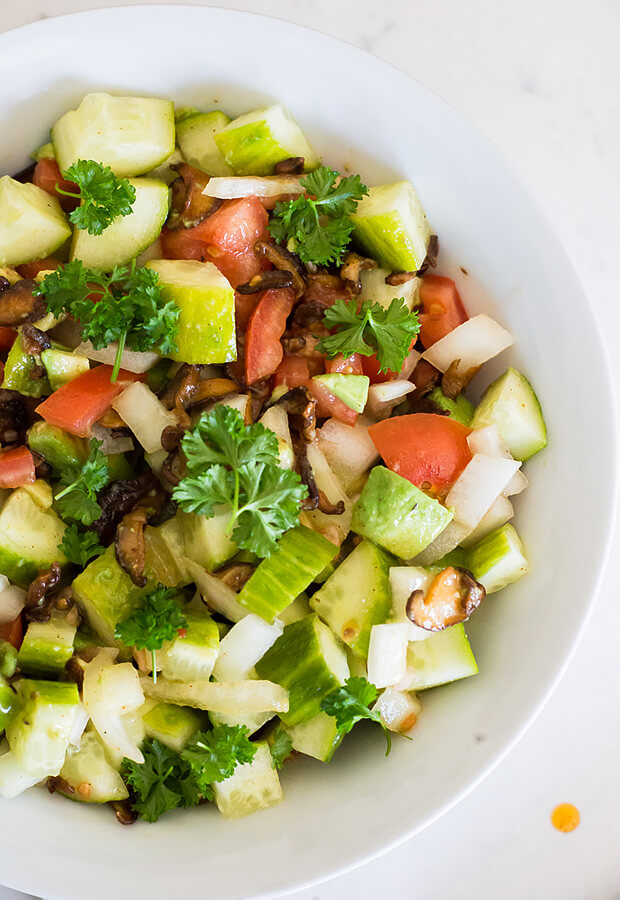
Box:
left=407, top=566, right=485, bottom=631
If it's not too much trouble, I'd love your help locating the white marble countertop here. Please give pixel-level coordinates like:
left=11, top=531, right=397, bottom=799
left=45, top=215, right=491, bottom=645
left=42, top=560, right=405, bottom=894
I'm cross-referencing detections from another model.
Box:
left=1, top=2, right=618, bottom=898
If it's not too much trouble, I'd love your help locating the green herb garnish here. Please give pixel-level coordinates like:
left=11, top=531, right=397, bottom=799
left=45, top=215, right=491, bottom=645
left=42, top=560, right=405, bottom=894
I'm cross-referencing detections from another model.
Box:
left=58, top=159, right=136, bottom=235
left=269, top=730, right=293, bottom=770
left=54, top=438, right=109, bottom=526
left=321, top=676, right=392, bottom=756
left=58, top=523, right=105, bottom=566
left=114, top=585, right=187, bottom=683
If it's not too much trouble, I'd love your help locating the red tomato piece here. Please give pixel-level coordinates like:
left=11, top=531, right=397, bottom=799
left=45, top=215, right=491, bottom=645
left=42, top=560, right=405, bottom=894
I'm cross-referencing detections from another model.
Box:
left=418, top=275, right=468, bottom=349
left=16, top=257, right=62, bottom=279
left=35, top=365, right=145, bottom=437
left=0, top=446, right=35, bottom=489
left=368, top=413, right=472, bottom=492
left=0, top=327, right=17, bottom=353
left=305, top=276, right=350, bottom=308
left=361, top=353, right=395, bottom=384
left=234, top=291, right=261, bottom=331
left=0, top=616, right=23, bottom=650
left=274, top=355, right=310, bottom=390
left=325, top=353, right=363, bottom=376
left=245, top=288, right=295, bottom=385
left=32, top=159, right=79, bottom=212
left=306, top=378, right=358, bottom=425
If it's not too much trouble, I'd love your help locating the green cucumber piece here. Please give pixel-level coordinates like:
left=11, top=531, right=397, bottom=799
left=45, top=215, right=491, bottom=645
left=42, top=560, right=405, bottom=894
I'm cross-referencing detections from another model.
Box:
left=312, top=374, right=370, bottom=413
left=359, top=267, right=420, bottom=311
left=22, top=479, right=53, bottom=511
left=27, top=421, right=87, bottom=475
left=209, top=708, right=274, bottom=737
left=472, top=368, right=546, bottom=461
left=143, top=515, right=192, bottom=588
left=238, top=526, right=336, bottom=623
left=0, top=176, right=71, bottom=267
left=17, top=610, right=76, bottom=676
left=256, top=614, right=349, bottom=726
left=0, top=488, right=67, bottom=585
left=404, top=624, right=478, bottom=690
left=283, top=710, right=343, bottom=763
left=214, top=104, right=320, bottom=175
left=142, top=701, right=204, bottom=751
left=71, top=178, right=169, bottom=270
left=179, top=508, right=237, bottom=572
left=40, top=348, right=90, bottom=391
left=0, top=676, right=18, bottom=733
left=310, top=539, right=392, bottom=657
left=351, top=466, right=453, bottom=559
left=2, top=334, right=51, bottom=398
left=466, top=523, right=528, bottom=593
left=351, top=181, right=431, bottom=272
left=31, top=142, right=55, bottom=161
left=159, top=610, right=220, bottom=682
left=278, top=593, right=312, bottom=624
left=177, top=110, right=232, bottom=176
left=428, top=387, right=475, bottom=426
left=146, top=259, right=236, bottom=364
left=213, top=741, right=283, bottom=818
left=51, top=92, right=175, bottom=177
left=59, top=730, right=128, bottom=803
left=7, top=679, right=80, bottom=777
left=147, top=147, right=185, bottom=185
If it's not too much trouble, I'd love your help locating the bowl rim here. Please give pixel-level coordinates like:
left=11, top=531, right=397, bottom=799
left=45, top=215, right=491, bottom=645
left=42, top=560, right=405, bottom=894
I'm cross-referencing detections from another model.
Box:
left=0, top=6, right=618, bottom=898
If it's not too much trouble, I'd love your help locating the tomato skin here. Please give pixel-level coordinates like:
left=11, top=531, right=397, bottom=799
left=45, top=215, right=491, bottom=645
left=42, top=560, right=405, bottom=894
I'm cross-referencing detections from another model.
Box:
left=36, top=365, right=145, bottom=437
left=369, top=413, right=472, bottom=492
left=245, top=288, right=295, bottom=385
left=305, top=277, right=350, bottom=308
left=418, top=275, right=468, bottom=349
left=306, top=378, right=358, bottom=425
left=234, top=291, right=261, bottom=331
left=16, top=257, right=61, bottom=279
left=325, top=353, right=363, bottom=376
left=0, top=446, right=35, bottom=489
left=32, top=159, right=79, bottom=212
left=0, top=616, right=23, bottom=650
left=274, top=355, right=310, bottom=390
left=0, top=328, right=17, bottom=353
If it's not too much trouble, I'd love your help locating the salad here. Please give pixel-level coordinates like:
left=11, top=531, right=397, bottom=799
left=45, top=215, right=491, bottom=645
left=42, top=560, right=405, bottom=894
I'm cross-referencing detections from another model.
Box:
left=0, top=93, right=546, bottom=823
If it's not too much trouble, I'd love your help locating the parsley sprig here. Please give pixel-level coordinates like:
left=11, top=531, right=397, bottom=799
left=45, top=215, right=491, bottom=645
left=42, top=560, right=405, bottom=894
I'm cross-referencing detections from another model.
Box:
left=270, top=730, right=293, bottom=770
left=54, top=438, right=109, bottom=526
left=317, top=297, right=420, bottom=374
left=269, top=166, right=368, bottom=266
left=115, top=586, right=187, bottom=683
left=36, top=260, right=180, bottom=382
left=172, top=406, right=307, bottom=559
left=321, top=676, right=393, bottom=756
left=58, top=159, right=136, bottom=235
left=58, top=523, right=104, bottom=567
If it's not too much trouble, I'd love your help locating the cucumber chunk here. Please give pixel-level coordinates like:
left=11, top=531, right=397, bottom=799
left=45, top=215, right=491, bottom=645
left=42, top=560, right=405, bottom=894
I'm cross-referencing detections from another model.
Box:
left=209, top=708, right=275, bottom=737
left=213, top=741, right=283, bottom=818
left=0, top=488, right=67, bottom=585
left=238, top=526, right=336, bottom=623
left=158, top=610, right=220, bottom=682
left=214, top=104, right=320, bottom=175
left=17, top=610, right=76, bottom=676
left=2, top=334, right=51, bottom=398
left=466, top=523, right=528, bottom=593
left=7, top=679, right=80, bottom=777
left=178, top=508, right=237, bottom=571
left=428, top=387, right=475, bottom=426
left=176, top=110, right=232, bottom=176
left=472, top=367, right=546, bottom=461
left=142, top=701, right=204, bottom=751
left=402, top=624, right=478, bottom=691
left=283, top=710, right=343, bottom=763
left=59, top=730, right=128, bottom=803
left=146, top=259, right=236, bottom=364
left=256, top=614, right=349, bottom=726
left=71, top=178, right=169, bottom=270
left=0, top=676, right=18, bottom=733
left=0, top=176, right=71, bottom=267
left=140, top=675, right=289, bottom=716
left=351, top=181, right=431, bottom=272
left=41, top=348, right=90, bottom=391
left=351, top=466, right=453, bottom=559
left=359, top=267, right=420, bottom=311
left=312, top=374, right=370, bottom=413
left=31, top=142, right=55, bottom=161
left=0, top=752, right=42, bottom=798
left=310, top=540, right=392, bottom=657
left=51, top=92, right=175, bottom=177
left=27, top=421, right=87, bottom=475
left=22, top=479, right=53, bottom=511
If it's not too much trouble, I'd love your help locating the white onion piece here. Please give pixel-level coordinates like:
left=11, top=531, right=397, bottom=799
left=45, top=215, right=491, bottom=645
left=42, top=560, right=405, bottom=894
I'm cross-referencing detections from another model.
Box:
left=68, top=704, right=90, bottom=747
left=214, top=393, right=252, bottom=425
left=445, top=454, right=521, bottom=530
left=259, top=405, right=294, bottom=470
left=83, top=650, right=145, bottom=765
left=399, top=345, right=422, bottom=380
left=412, top=520, right=472, bottom=566
left=372, top=688, right=421, bottom=733
left=367, top=623, right=410, bottom=688
left=318, top=415, right=379, bottom=493
left=113, top=382, right=177, bottom=454
left=90, top=424, right=134, bottom=456
left=303, top=444, right=351, bottom=542
left=359, top=267, right=420, bottom=312
left=183, top=558, right=247, bottom=623
left=366, top=380, right=414, bottom=419
left=213, top=615, right=283, bottom=683
left=74, top=341, right=160, bottom=373
left=388, top=566, right=434, bottom=640
left=421, top=314, right=514, bottom=373
left=0, top=583, right=26, bottom=625
left=504, top=469, right=528, bottom=497
left=467, top=424, right=511, bottom=458
left=460, top=495, right=514, bottom=548
left=0, top=752, right=42, bottom=798
left=202, top=175, right=303, bottom=199
left=140, top=675, right=289, bottom=715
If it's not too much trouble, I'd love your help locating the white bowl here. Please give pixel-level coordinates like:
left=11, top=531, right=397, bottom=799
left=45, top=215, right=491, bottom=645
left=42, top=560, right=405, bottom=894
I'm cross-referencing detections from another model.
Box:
left=0, top=7, right=616, bottom=899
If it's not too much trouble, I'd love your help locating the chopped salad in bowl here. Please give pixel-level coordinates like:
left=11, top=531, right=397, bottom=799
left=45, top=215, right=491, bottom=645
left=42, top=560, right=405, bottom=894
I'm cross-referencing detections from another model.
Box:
left=0, top=92, right=545, bottom=823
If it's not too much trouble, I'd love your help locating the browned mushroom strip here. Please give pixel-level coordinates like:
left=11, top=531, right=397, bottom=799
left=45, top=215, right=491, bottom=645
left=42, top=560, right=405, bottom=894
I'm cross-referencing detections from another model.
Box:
left=167, top=164, right=222, bottom=230
left=385, top=270, right=416, bottom=286
left=47, top=776, right=75, bottom=796
left=0, top=389, right=30, bottom=445
left=339, top=252, right=377, bottom=293
left=253, top=241, right=306, bottom=299
left=160, top=363, right=195, bottom=409
left=281, top=334, right=306, bottom=354
left=0, top=280, right=47, bottom=327
left=236, top=270, right=294, bottom=293
left=115, top=506, right=150, bottom=587
left=416, top=234, right=439, bottom=276
left=274, top=156, right=305, bottom=175
left=24, top=562, right=62, bottom=623
left=186, top=378, right=241, bottom=410
left=407, top=566, right=485, bottom=631
left=292, top=301, right=328, bottom=327
left=317, top=490, right=345, bottom=516
left=161, top=424, right=185, bottom=452
left=293, top=436, right=320, bottom=511
left=215, top=563, right=255, bottom=592
left=441, top=360, right=481, bottom=401
left=273, top=386, right=317, bottom=443
left=31, top=449, right=52, bottom=480
left=94, top=472, right=159, bottom=544
left=20, top=324, right=51, bottom=356
left=165, top=364, right=200, bottom=428
left=161, top=448, right=187, bottom=487
left=111, top=800, right=138, bottom=825
left=0, top=277, right=10, bottom=293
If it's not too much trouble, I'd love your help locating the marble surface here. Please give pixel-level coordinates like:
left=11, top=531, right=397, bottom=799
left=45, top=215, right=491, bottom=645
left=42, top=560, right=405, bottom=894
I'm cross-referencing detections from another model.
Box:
left=1, top=1, right=619, bottom=898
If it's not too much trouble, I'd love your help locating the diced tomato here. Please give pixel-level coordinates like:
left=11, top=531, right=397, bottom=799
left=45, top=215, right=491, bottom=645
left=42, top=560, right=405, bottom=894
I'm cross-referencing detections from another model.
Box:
left=161, top=197, right=270, bottom=288
left=245, top=288, right=295, bottom=385
left=0, top=328, right=17, bottom=353
left=0, top=446, right=35, bottom=489
left=0, top=616, right=23, bottom=650
left=306, top=378, right=358, bottom=425
left=234, top=291, right=261, bottom=331
left=361, top=353, right=395, bottom=384
left=16, top=257, right=62, bottom=279
left=32, top=159, right=79, bottom=212
left=325, top=353, right=363, bottom=376
left=274, top=355, right=310, bottom=390
left=305, top=276, right=350, bottom=308
left=418, top=275, right=468, bottom=349
left=35, top=365, right=145, bottom=437
left=368, top=413, right=472, bottom=492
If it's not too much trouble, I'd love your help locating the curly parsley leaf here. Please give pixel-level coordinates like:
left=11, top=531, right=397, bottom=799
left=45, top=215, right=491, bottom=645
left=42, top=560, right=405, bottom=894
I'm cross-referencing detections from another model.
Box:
left=122, top=739, right=196, bottom=823
left=270, top=730, right=293, bottom=770
left=317, top=297, right=420, bottom=374
left=321, top=676, right=392, bottom=756
left=58, top=523, right=104, bottom=567
left=54, top=438, right=109, bottom=526
left=59, top=159, right=136, bottom=235
left=115, top=585, right=187, bottom=653
left=181, top=725, right=257, bottom=797
left=181, top=404, right=278, bottom=473
left=269, top=166, right=368, bottom=266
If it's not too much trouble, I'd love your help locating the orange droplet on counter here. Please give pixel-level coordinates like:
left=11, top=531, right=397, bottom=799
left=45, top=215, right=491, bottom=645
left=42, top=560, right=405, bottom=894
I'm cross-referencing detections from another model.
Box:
left=551, top=803, right=580, bottom=833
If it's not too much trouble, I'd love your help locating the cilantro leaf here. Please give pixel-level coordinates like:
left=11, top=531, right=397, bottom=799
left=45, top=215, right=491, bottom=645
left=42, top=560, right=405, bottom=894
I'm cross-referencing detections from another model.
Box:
left=58, top=523, right=104, bottom=567
left=60, top=159, right=136, bottom=235
left=317, top=297, right=420, bottom=374
left=122, top=739, right=196, bottom=823
left=269, top=166, right=368, bottom=265
left=115, top=585, right=187, bottom=652
left=320, top=676, right=392, bottom=756
left=181, top=405, right=278, bottom=473
left=181, top=725, right=257, bottom=794
left=172, top=464, right=235, bottom=519
left=54, top=439, right=109, bottom=526
left=233, top=463, right=307, bottom=559
left=270, top=730, right=293, bottom=770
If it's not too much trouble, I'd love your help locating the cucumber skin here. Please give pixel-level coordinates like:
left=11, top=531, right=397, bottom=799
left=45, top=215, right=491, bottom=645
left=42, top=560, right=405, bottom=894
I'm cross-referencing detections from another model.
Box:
left=405, top=624, right=478, bottom=690
left=466, top=523, right=528, bottom=593
left=0, top=678, right=18, bottom=733
left=239, top=526, right=336, bottom=623
left=472, top=367, right=547, bottom=461
left=0, top=488, right=67, bottom=586
left=27, top=422, right=88, bottom=475
left=17, top=613, right=76, bottom=676
left=41, top=348, right=90, bottom=391
left=2, top=336, right=51, bottom=398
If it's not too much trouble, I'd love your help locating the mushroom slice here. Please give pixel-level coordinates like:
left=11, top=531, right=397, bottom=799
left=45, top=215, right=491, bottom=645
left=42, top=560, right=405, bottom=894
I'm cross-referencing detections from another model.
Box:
left=167, top=164, right=222, bottom=230
left=24, top=562, right=62, bottom=623
left=236, top=270, right=294, bottom=293
left=407, top=566, right=485, bottom=631
left=340, top=252, right=377, bottom=293
left=115, top=506, right=150, bottom=588
left=385, top=270, right=416, bottom=286
left=94, top=472, right=159, bottom=544
left=273, top=156, right=305, bottom=175
left=417, top=234, right=439, bottom=276
left=215, top=563, right=255, bottom=592
left=0, top=389, right=30, bottom=444
left=441, top=360, right=481, bottom=401
left=0, top=280, right=47, bottom=327
left=273, top=386, right=317, bottom=443
left=186, top=378, right=242, bottom=411
left=20, top=324, right=51, bottom=356
left=253, top=241, right=306, bottom=299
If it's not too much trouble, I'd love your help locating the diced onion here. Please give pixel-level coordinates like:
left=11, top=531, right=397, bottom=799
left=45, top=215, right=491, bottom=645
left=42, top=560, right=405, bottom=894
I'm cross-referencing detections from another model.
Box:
left=367, top=623, right=410, bottom=688
left=318, top=415, right=379, bottom=494
left=213, top=614, right=283, bottom=683
left=68, top=704, right=90, bottom=747
left=467, top=425, right=528, bottom=497
left=303, top=444, right=351, bottom=542
left=90, top=424, right=134, bottom=456
left=460, top=495, right=514, bottom=548
left=399, top=346, right=422, bottom=380
left=372, top=688, right=421, bottom=733
left=183, top=558, right=248, bottom=623
left=388, top=566, right=434, bottom=640
left=421, top=314, right=514, bottom=373
left=202, top=175, right=303, bottom=199
left=83, top=649, right=145, bottom=765
left=140, top=675, right=289, bottom=715
left=112, top=382, right=177, bottom=454
left=366, top=380, right=414, bottom=419
left=259, top=405, right=294, bottom=470
left=74, top=341, right=161, bottom=373
left=445, top=453, right=521, bottom=529
left=0, top=581, right=26, bottom=625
